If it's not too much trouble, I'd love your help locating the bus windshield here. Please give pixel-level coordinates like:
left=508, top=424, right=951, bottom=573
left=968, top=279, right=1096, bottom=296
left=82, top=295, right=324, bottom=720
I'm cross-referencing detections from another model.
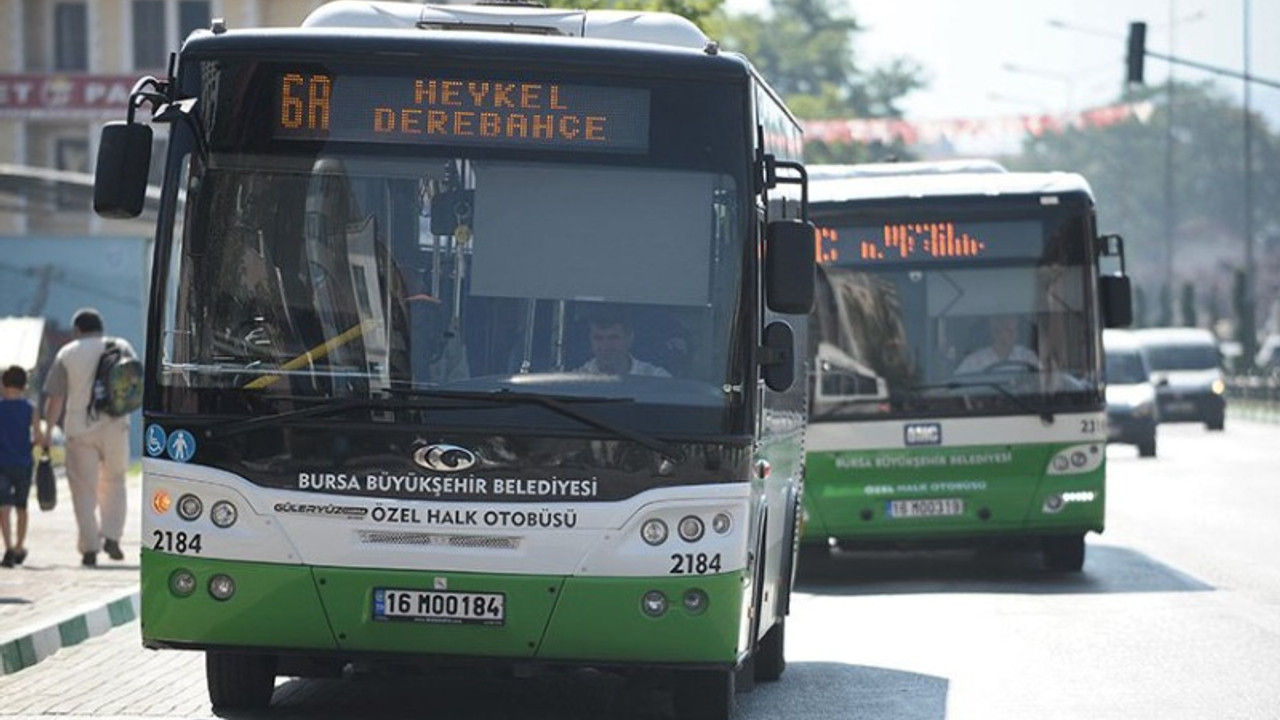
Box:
left=811, top=216, right=1099, bottom=420
left=163, top=152, right=740, bottom=406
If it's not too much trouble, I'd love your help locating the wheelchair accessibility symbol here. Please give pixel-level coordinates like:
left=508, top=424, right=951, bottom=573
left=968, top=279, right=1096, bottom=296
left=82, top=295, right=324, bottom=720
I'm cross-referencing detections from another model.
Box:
left=145, top=425, right=167, bottom=457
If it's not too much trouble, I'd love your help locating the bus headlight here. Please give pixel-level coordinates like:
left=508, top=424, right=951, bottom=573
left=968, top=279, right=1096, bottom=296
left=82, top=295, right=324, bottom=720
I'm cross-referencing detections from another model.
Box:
left=711, top=512, right=732, bottom=534
left=641, top=590, right=668, bottom=617
left=682, top=589, right=709, bottom=614
left=640, top=519, right=669, bottom=546
left=1043, top=494, right=1064, bottom=513
left=208, top=574, right=237, bottom=601
left=169, top=569, right=196, bottom=597
left=176, top=494, right=203, bottom=521
left=210, top=500, right=238, bottom=528
left=677, top=515, right=705, bottom=542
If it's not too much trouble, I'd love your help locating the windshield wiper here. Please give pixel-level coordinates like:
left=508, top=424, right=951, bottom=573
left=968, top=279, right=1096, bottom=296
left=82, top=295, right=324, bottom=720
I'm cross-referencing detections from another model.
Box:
left=919, top=380, right=1056, bottom=424
left=390, top=388, right=683, bottom=462
left=213, top=389, right=683, bottom=461
left=213, top=396, right=423, bottom=435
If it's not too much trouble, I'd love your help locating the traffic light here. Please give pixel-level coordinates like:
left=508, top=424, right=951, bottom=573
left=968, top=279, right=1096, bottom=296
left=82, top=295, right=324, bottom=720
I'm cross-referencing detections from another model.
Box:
left=1126, top=21, right=1147, bottom=84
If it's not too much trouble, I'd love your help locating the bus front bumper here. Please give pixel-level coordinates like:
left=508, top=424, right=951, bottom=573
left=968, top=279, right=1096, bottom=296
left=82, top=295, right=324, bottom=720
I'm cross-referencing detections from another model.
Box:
left=141, top=551, right=743, bottom=665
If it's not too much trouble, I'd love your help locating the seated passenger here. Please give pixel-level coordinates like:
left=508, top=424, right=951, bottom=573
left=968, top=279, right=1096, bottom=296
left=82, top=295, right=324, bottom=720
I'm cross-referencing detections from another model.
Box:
left=576, top=311, right=671, bottom=377
left=954, top=314, right=1040, bottom=374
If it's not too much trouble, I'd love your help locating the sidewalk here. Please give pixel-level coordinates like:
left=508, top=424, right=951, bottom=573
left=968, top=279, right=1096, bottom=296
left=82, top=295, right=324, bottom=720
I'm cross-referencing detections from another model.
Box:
left=0, top=469, right=142, bottom=675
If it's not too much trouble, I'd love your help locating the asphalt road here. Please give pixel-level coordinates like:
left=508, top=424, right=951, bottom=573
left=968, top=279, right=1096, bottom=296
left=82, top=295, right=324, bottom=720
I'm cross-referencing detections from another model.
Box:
left=2, top=420, right=1277, bottom=720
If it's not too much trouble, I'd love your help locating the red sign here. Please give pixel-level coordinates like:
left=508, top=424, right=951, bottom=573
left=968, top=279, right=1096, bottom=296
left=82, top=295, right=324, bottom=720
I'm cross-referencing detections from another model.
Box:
left=0, top=75, right=136, bottom=118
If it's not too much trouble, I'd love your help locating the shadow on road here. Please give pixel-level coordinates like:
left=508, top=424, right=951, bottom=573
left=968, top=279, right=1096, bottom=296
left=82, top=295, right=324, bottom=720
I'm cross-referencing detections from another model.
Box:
left=795, top=543, right=1213, bottom=596
left=213, top=661, right=947, bottom=720
left=743, top=662, right=947, bottom=720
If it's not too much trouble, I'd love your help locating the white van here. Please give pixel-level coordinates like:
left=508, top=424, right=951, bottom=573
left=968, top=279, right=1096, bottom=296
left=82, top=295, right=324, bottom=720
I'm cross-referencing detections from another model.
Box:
left=1103, top=329, right=1159, bottom=456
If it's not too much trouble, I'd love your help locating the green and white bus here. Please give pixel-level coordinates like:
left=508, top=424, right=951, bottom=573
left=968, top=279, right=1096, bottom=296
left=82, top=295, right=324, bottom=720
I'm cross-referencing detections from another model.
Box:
left=801, top=161, right=1131, bottom=572
left=92, top=3, right=815, bottom=717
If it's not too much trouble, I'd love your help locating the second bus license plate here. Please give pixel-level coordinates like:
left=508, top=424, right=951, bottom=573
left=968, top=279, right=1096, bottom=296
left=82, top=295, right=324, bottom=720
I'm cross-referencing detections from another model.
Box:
left=373, top=588, right=506, bottom=625
left=886, top=498, right=965, bottom=518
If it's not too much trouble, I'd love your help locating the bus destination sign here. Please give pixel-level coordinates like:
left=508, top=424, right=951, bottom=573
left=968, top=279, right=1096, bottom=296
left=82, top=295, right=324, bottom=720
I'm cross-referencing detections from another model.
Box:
left=275, top=72, right=650, bottom=153
left=815, top=219, right=1044, bottom=266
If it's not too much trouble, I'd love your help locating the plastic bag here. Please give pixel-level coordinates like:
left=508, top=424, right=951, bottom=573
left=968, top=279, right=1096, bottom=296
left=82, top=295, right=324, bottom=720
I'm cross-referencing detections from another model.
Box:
left=36, top=452, right=56, bottom=511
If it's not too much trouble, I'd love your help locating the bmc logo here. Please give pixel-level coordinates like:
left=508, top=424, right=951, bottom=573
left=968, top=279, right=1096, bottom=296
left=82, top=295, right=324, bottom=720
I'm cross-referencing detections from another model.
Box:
left=903, top=423, right=942, bottom=446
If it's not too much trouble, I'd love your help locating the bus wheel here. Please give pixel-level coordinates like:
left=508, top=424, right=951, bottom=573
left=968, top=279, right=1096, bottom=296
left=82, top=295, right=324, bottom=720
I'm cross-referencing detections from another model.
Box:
left=753, top=619, right=786, bottom=682
left=1138, top=436, right=1157, bottom=458
left=1042, top=534, right=1085, bottom=572
left=797, top=543, right=830, bottom=572
left=674, top=668, right=735, bottom=720
left=206, top=651, right=277, bottom=711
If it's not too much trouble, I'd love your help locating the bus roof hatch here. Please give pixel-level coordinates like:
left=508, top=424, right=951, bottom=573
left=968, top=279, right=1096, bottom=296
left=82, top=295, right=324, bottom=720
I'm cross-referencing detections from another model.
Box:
left=302, top=1, right=712, bottom=50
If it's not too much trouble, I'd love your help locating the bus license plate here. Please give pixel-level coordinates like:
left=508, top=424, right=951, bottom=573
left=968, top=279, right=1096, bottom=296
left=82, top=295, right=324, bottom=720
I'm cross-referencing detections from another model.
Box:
left=886, top=498, right=964, bottom=518
left=373, top=588, right=505, bottom=625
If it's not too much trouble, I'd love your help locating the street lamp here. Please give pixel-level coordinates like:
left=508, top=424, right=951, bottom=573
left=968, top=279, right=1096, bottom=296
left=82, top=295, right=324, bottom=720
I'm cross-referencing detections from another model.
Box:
left=986, top=91, right=1051, bottom=113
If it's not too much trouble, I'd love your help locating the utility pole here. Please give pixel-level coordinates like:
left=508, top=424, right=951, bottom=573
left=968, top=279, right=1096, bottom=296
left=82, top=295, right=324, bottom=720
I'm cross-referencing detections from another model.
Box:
left=1242, top=0, right=1256, bottom=361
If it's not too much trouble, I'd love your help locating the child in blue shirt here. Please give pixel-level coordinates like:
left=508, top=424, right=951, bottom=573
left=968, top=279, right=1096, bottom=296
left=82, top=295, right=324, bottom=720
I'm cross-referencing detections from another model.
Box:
left=1, top=365, right=42, bottom=567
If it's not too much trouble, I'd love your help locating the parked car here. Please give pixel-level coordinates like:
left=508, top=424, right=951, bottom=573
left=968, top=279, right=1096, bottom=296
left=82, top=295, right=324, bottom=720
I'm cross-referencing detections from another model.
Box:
left=1103, top=329, right=1160, bottom=457
left=1135, top=327, right=1227, bottom=431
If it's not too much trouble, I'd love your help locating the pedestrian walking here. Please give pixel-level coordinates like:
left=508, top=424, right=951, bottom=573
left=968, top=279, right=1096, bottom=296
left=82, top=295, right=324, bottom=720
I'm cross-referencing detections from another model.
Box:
left=40, top=308, right=135, bottom=567
left=1, top=365, right=42, bottom=567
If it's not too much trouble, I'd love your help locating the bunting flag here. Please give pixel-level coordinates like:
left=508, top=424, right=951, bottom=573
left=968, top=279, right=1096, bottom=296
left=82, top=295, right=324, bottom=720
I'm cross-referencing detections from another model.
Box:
left=803, top=101, right=1156, bottom=147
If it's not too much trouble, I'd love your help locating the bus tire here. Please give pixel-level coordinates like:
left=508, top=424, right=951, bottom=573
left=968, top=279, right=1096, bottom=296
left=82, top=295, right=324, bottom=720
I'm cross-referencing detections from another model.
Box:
left=206, top=651, right=277, bottom=711
left=1042, top=534, right=1086, bottom=572
left=797, top=542, right=829, bottom=571
left=1138, top=436, right=1157, bottom=458
left=753, top=618, right=786, bottom=682
left=674, top=668, right=735, bottom=720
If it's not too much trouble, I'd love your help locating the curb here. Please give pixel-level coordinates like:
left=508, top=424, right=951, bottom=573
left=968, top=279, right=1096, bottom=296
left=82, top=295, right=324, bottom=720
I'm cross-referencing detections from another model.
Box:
left=0, top=587, right=140, bottom=676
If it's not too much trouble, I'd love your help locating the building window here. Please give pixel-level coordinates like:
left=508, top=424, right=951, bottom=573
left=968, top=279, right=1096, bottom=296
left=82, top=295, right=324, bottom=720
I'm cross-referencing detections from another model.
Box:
left=133, top=0, right=210, bottom=71
left=133, top=1, right=166, bottom=69
left=54, top=2, right=89, bottom=71
left=178, top=1, right=211, bottom=39
left=56, top=138, right=91, bottom=208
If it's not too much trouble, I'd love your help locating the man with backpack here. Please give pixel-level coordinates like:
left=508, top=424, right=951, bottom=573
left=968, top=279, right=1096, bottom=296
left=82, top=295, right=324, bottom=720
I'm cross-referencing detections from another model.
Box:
left=41, top=308, right=138, bottom=567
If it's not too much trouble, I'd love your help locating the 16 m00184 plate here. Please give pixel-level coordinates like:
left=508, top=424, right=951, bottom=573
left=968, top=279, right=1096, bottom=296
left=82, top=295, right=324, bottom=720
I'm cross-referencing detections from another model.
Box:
left=373, top=588, right=506, bottom=625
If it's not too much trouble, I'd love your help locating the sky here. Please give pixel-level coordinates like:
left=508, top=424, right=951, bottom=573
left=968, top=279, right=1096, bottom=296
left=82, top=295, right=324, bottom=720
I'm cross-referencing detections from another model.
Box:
left=726, top=0, right=1280, bottom=129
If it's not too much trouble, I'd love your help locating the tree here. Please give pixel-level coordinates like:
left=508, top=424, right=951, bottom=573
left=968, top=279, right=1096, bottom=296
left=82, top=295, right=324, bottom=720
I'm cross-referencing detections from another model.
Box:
left=710, top=0, right=925, bottom=162
left=1180, top=282, right=1197, bottom=328
left=1010, top=80, right=1280, bottom=340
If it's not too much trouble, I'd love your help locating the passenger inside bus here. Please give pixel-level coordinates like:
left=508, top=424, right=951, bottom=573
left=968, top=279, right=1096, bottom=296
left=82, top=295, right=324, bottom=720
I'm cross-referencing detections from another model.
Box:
left=953, top=314, right=1040, bottom=375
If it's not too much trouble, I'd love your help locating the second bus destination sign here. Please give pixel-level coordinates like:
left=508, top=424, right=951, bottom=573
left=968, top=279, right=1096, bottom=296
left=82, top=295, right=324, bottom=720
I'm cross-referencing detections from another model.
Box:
left=275, top=72, right=651, bottom=153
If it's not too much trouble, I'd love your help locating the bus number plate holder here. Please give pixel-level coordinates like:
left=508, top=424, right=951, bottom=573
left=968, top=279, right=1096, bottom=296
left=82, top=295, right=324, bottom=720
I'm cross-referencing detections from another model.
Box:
left=373, top=588, right=506, bottom=625
left=886, top=499, right=964, bottom=518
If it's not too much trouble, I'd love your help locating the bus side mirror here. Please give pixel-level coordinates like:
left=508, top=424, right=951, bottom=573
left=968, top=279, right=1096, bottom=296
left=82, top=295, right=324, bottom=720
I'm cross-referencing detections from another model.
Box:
left=1100, top=274, right=1133, bottom=328
left=761, top=321, right=796, bottom=392
left=766, top=219, right=816, bottom=315
left=94, top=121, right=152, bottom=219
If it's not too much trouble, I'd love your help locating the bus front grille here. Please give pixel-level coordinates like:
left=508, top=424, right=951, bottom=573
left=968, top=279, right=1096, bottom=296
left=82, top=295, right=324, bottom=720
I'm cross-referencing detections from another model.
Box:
left=356, top=530, right=521, bottom=550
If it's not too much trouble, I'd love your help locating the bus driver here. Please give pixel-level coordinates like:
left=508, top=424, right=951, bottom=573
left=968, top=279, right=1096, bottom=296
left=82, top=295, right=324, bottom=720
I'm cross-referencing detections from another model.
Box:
left=954, top=314, right=1040, bottom=374
left=576, top=311, right=671, bottom=377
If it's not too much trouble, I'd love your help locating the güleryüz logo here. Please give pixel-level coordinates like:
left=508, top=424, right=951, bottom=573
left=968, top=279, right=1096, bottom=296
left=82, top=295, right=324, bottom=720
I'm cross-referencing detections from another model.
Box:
left=413, top=444, right=478, bottom=473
